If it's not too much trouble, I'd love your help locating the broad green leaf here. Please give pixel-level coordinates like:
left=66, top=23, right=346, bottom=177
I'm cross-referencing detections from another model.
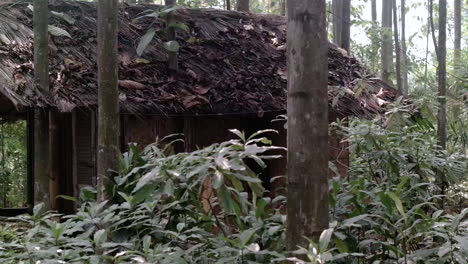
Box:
left=94, top=229, right=107, bottom=245
left=48, top=25, right=72, bottom=38
left=319, top=227, right=334, bottom=251
left=387, top=191, right=407, bottom=222
left=451, top=208, right=468, bottom=233
left=239, top=229, right=257, bottom=246
left=56, top=195, right=77, bottom=202
left=168, top=22, right=190, bottom=32
left=137, top=28, right=156, bottom=56
left=212, top=170, right=223, bottom=189
left=51, top=11, right=75, bottom=25
left=163, top=40, right=180, bottom=53
left=217, top=185, right=235, bottom=214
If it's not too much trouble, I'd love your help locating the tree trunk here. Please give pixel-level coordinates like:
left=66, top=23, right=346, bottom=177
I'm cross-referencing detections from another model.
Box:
left=33, top=0, right=50, bottom=209
left=97, top=0, right=120, bottom=202
left=226, top=0, right=231, bottom=10
left=424, top=0, right=431, bottom=90
left=371, top=0, right=377, bottom=22
left=286, top=0, right=329, bottom=254
left=237, top=0, right=249, bottom=12
left=453, top=0, right=461, bottom=115
left=340, top=0, right=350, bottom=52
left=392, top=0, right=402, bottom=92
left=437, top=0, right=447, bottom=151
left=332, top=0, right=343, bottom=46
left=400, top=0, right=408, bottom=95
left=165, top=0, right=178, bottom=71
left=280, top=0, right=286, bottom=16
left=381, top=0, right=393, bottom=84
left=371, top=0, right=378, bottom=71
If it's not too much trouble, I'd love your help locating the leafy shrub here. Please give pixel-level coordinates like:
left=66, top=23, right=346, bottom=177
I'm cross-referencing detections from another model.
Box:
left=0, top=121, right=467, bottom=263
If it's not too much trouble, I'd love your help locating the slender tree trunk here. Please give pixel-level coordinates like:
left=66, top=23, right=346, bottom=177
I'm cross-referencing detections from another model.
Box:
left=381, top=0, right=393, bottom=84
left=286, top=0, right=329, bottom=254
left=430, top=0, right=448, bottom=200
left=371, top=0, right=377, bottom=21
left=424, top=0, right=431, bottom=90
left=371, top=0, right=378, bottom=71
left=280, top=0, right=286, bottom=16
left=437, top=0, right=447, bottom=151
left=401, top=0, right=408, bottom=95
left=332, top=0, right=343, bottom=46
left=33, top=0, right=50, bottom=209
left=393, top=0, right=402, bottom=92
left=165, top=0, right=178, bottom=71
left=237, top=0, right=249, bottom=12
left=97, top=0, right=120, bottom=202
left=453, top=0, right=462, bottom=115
left=226, top=0, right=231, bottom=10
left=341, top=0, right=350, bottom=52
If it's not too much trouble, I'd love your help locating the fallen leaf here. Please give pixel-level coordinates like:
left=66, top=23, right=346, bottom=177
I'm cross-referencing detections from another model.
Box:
left=182, top=95, right=209, bottom=109
left=118, top=80, right=146, bottom=89
left=194, top=85, right=209, bottom=95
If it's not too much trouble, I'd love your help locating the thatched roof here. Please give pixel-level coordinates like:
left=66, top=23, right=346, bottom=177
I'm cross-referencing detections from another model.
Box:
left=0, top=0, right=402, bottom=117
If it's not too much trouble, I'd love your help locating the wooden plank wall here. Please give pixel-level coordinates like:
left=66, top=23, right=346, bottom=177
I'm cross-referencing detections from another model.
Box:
left=122, top=115, right=183, bottom=151
left=61, top=111, right=349, bottom=211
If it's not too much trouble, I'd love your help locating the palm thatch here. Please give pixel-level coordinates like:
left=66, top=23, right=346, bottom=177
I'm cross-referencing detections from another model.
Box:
left=0, top=0, right=402, bottom=117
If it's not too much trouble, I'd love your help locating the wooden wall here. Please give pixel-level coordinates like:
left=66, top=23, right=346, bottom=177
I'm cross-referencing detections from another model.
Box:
left=56, top=110, right=349, bottom=212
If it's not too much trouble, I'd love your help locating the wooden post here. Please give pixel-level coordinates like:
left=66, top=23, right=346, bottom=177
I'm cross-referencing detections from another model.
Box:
left=49, top=110, right=59, bottom=210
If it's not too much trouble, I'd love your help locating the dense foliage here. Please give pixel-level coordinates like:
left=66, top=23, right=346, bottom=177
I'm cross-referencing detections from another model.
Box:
left=0, top=113, right=466, bottom=263
left=0, top=121, right=28, bottom=208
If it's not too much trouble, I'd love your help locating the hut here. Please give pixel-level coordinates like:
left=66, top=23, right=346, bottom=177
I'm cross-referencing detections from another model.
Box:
left=0, top=1, right=402, bottom=215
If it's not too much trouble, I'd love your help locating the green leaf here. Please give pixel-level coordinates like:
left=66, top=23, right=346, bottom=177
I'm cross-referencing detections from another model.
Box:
left=137, top=28, right=156, bottom=56
left=168, top=22, right=190, bottom=32
left=133, top=11, right=159, bottom=23
left=451, top=208, right=468, bottom=233
left=335, top=238, right=349, bottom=253
left=51, top=11, right=75, bottom=25
left=387, top=191, right=407, bottom=222
left=33, top=203, right=45, bottom=216
left=163, top=40, right=180, bottom=53
left=48, top=25, right=72, bottom=38
left=212, top=170, right=224, bottom=189
left=229, top=129, right=245, bottom=141
left=159, top=6, right=179, bottom=17
left=319, top=227, right=334, bottom=252
left=94, top=230, right=107, bottom=245
left=239, top=228, right=257, bottom=246
left=56, top=195, right=77, bottom=202
left=379, top=192, right=393, bottom=213
left=396, top=175, right=410, bottom=195
left=217, top=185, right=235, bottom=214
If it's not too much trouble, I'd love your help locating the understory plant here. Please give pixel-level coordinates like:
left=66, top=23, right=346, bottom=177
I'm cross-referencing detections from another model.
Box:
left=0, top=117, right=467, bottom=263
